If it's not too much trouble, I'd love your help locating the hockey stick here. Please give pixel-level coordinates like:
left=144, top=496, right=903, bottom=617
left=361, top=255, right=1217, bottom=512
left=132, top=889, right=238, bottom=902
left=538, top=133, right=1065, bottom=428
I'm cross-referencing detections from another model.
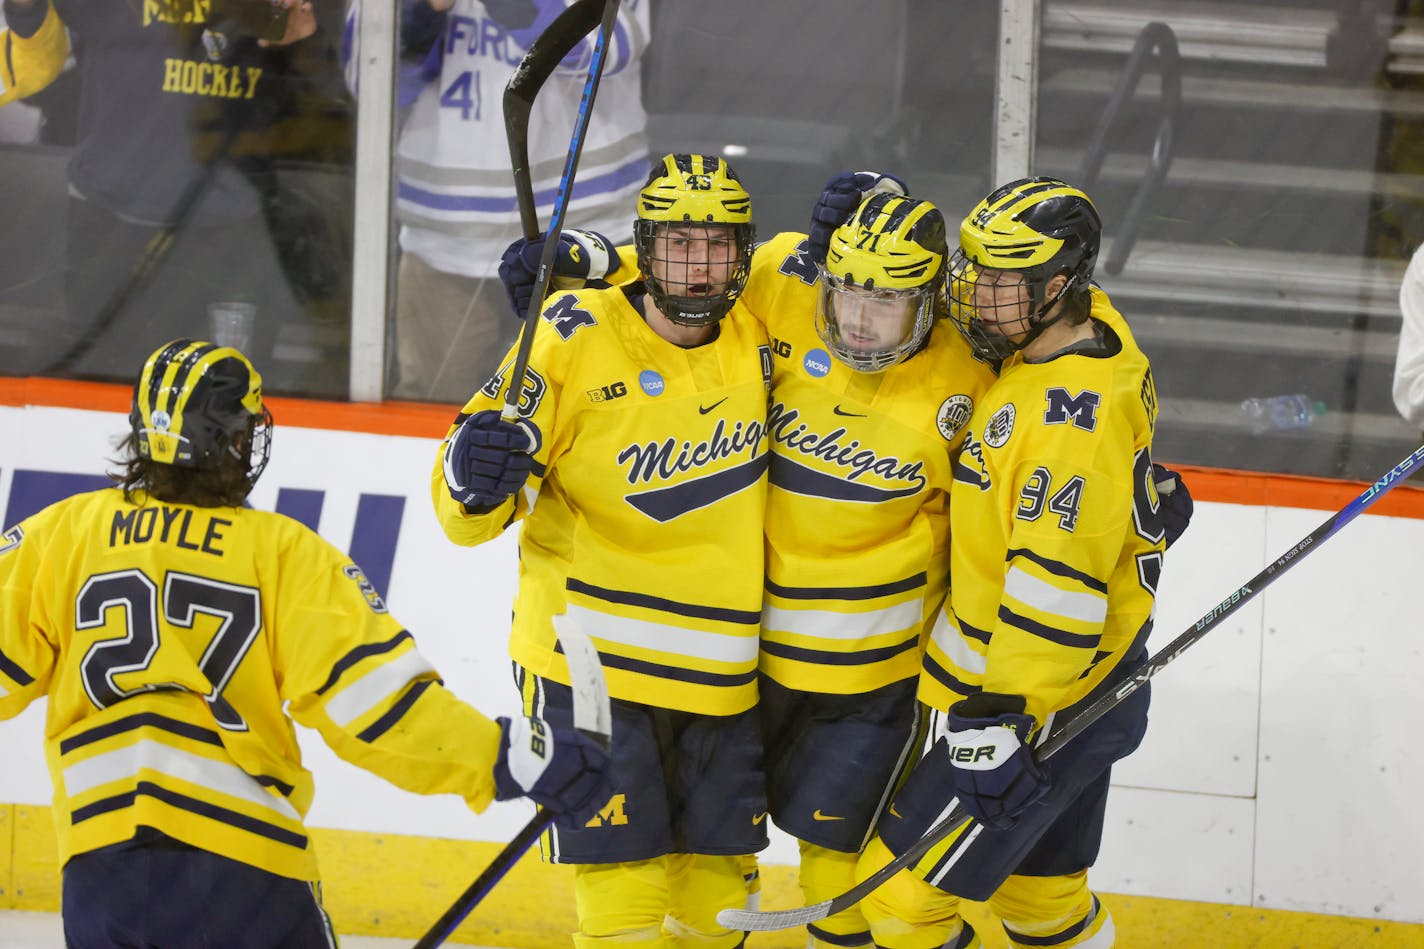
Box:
left=44, top=124, right=241, bottom=374
left=412, top=615, right=611, bottom=948
left=499, top=0, right=621, bottom=423
left=719, top=443, right=1424, bottom=934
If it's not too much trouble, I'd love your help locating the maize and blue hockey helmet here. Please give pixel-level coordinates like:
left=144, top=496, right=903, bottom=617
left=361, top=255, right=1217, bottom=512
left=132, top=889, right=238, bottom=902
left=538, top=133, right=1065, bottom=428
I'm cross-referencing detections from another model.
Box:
left=817, top=192, right=947, bottom=372
left=129, top=339, right=273, bottom=492
left=633, top=153, right=756, bottom=327
left=945, top=176, right=1101, bottom=362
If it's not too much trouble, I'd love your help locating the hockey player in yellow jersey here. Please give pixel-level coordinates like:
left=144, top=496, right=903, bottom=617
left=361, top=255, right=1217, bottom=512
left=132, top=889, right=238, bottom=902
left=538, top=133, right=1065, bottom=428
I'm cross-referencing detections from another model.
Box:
left=0, top=339, right=611, bottom=947
left=434, top=154, right=772, bottom=949
left=854, top=178, right=1165, bottom=949
left=498, top=183, right=999, bottom=948
left=741, top=192, right=999, bottom=949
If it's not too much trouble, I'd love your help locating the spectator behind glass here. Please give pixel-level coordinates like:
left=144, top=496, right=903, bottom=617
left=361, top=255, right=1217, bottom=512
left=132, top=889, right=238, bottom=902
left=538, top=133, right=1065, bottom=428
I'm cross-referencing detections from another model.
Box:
left=1391, top=243, right=1424, bottom=429
left=0, top=0, right=354, bottom=394
left=344, top=0, right=649, bottom=402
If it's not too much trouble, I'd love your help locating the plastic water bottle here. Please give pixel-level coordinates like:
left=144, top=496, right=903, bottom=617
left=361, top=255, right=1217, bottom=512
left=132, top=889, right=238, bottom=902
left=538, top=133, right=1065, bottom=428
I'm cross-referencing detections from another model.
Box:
left=1238, top=394, right=1326, bottom=435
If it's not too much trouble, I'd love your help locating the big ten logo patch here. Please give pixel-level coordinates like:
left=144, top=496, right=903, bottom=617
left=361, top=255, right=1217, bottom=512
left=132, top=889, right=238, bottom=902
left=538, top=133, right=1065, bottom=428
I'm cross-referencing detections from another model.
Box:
left=588, top=381, right=628, bottom=403
left=585, top=793, right=629, bottom=828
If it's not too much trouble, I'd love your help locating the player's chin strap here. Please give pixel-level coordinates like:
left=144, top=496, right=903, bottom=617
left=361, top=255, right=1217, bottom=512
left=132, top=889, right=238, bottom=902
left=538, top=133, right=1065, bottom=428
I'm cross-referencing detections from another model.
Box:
left=718, top=442, right=1424, bottom=934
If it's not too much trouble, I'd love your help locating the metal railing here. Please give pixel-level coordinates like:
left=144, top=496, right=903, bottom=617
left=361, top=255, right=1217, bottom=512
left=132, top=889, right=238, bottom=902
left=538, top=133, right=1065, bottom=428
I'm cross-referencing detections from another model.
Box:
left=1075, top=20, right=1181, bottom=275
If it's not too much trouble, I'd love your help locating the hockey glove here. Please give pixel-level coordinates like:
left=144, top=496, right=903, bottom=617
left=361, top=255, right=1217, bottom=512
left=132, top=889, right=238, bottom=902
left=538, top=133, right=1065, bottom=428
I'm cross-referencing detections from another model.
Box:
left=1152, top=463, right=1194, bottom=550
left=498, top=228, right=617, bottom=320
left=493, top=715, right=613, bottom=824
left=808, top=170, right=908, bottom=265
left=945, top=692, right=1051, bottom=830
left=442, top=410, right=540, bottom=512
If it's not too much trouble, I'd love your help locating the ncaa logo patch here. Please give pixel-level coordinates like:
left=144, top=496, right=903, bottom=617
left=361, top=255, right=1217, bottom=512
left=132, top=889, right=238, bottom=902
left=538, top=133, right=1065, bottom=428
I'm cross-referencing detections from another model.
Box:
left=984, top=402, right=1016, bottom=449
left=936, top=394, right=973, bottom=442
left=804, top=348, right=832, bottom=378
left=639, top=370, right=665, bottom=397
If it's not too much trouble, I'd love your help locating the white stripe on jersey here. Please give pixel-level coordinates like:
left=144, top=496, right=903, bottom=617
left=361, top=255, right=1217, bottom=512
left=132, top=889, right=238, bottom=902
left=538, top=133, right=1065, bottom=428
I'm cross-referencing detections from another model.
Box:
left=760, top=599, right=924, bottom=640
left=565, top=603, right=758, bottom=667
left=1003, top=565, right=1107, bottom=624
left=928, top=610, right=987, bottom=676
left=62, top=739, right=302, bottom=822
left=324, top=648, right=436, bottom=727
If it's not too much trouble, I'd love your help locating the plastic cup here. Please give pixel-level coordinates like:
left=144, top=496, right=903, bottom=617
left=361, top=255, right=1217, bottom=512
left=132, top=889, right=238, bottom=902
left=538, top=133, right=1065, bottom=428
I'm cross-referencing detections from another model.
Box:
left=208, top=302, right=257, bottom=354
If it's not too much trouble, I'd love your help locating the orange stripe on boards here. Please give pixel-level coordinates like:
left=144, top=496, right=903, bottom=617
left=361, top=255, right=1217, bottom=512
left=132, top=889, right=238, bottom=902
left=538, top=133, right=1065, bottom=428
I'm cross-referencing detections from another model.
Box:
left=1167, top=462, right=1424, bottom=519
left=5, top=376, right=1423, bottom=518
left=0, top=376, right=462, bottom=440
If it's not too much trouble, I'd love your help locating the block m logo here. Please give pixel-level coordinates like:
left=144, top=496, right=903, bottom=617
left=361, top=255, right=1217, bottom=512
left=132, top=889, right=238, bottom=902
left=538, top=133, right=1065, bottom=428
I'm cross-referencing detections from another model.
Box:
left=1044, top=388, right=1101, bottom=432
left=584, top=793, right=629, bottom=828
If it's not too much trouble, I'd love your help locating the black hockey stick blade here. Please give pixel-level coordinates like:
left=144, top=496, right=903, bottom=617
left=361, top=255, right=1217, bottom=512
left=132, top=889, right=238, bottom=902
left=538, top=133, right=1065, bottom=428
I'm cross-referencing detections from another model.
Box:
left=501, top=0, right=621, bottom=422
left=719, top=442, right=1424, bottom=933
left=412, top=615, right=611, bottom=947
left=410, top=807, right=556, bottom=949
left=503, top=0, right=605, bottom=242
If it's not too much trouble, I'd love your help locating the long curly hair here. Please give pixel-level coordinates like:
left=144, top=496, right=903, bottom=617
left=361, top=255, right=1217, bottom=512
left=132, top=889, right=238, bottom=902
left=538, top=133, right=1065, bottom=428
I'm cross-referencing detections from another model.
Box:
left=111, top=431, right=250, bottom=508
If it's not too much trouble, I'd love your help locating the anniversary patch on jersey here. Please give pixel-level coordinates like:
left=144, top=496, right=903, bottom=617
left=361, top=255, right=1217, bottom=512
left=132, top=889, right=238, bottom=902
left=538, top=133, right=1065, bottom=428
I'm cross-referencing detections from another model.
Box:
left=984, top=403, right=1016, bottom=449
left=759, top=344, right=773, bottom=390
left=342, top=564, right=388, bottom=614
left=936, top=395, right=974, bottom=442
left=804, top=348, right=832, bottom=378
left=0, top=525, right=23, bottom=556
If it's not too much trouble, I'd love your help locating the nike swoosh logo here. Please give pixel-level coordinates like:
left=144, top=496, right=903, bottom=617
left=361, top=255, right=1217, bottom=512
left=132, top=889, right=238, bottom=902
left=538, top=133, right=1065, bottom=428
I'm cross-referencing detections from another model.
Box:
left=888, top=804, right=903, bottom=819
left=812, top=809, right=845, bottom=822
left=699, top=397, right=729, bottom=415
left=832, top=404, right=867, bottom=417
left=752, top=812, right=768, bottom=825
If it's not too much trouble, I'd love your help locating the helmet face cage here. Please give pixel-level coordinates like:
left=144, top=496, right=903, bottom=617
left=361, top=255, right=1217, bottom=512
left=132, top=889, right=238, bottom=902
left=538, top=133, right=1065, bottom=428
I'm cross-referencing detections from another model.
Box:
left=816, top=192, right=946, bottom=372
left=130, top=339, right=273, bottom=493
left=634, top=220, right=756, bottom=326
left=634, top=153, right=756, bottom=327
left=947, top=177, right=1101, bottom=361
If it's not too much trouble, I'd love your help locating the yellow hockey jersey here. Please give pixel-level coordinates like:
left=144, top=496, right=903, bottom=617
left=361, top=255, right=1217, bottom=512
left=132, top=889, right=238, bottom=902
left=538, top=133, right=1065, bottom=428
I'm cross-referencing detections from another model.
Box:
left=0, top=489, right=503, bottom=881
left=433, top=285, right=772, bottom=717
left=740, top=232, right=999, bottom=694
left=920, top=288, right=1164, bottom=726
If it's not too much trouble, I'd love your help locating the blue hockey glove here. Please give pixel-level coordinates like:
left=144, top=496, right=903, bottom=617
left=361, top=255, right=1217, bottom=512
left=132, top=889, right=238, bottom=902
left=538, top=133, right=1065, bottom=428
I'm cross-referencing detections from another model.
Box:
left=442, top=410, right=540, bottom=512
left=808, top=170, right=908, bottom=265
left=1153, top=463, right=1194, bottom=550
left=498, top=228, right=617, bottom=320
left=945, top=692, right=1050, bottom=830
left=493, top=715, right=613, bottom=823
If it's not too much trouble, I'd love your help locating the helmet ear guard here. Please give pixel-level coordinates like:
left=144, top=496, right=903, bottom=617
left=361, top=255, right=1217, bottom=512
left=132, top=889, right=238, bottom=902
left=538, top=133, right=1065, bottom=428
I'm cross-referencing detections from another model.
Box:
left=815, top=192, right=947, bottom=372
left=130, top=339, right=273, bottom=493
left=633, top=153, right=756, bottom=327
left=946, top=176, right=1102, bottom=361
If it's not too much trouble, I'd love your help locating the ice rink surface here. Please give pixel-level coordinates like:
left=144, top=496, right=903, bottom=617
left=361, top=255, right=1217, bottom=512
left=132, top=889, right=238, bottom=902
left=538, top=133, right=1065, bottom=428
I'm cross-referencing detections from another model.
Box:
left=0, top=910, right=489, bottom=948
